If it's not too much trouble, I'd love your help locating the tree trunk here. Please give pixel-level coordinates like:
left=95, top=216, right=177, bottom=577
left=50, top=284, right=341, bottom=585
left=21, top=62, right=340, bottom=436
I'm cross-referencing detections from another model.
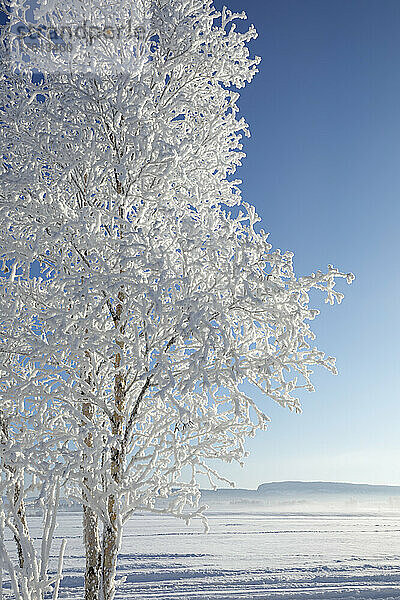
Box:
left=82, top=402, right=101, bottom=600
left=83, top=501, right=101, bottom=600
left=0, top=410, right=29, bottom=571
left=101, top=288, right=126, bottom=600
left=12, top=479, right=29, bottom=570
left=101, top=503, right=120, bottom=600
left=101, top=392, right=125, bottom=600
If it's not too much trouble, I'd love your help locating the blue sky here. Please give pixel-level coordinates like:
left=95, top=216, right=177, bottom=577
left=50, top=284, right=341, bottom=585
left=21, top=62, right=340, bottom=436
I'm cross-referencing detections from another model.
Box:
left=214, top=0, right=400, bottom=488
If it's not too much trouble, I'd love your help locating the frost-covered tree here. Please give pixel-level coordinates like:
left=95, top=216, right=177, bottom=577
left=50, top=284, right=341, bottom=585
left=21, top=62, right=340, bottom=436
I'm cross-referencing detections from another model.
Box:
left=0, top=0, right=353, bottom=599
left=0, top=384, right=68, bottom=600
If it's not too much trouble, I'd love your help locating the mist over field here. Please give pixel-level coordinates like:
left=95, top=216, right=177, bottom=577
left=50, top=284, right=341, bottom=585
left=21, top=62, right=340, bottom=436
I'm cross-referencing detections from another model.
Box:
left=200, top=481, right=400, bottom=513
left=53, top=481, right=400, bottom=515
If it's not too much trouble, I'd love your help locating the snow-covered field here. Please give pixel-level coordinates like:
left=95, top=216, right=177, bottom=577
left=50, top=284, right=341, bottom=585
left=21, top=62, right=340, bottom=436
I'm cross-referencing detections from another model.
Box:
left=5, top=510, right=400, bottom=599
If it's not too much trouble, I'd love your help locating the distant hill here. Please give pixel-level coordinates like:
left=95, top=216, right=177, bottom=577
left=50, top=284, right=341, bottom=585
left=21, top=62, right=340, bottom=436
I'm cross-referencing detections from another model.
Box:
left=256, top=481, right=400, bottom=496
left=200, top=481, right=400, bottom=511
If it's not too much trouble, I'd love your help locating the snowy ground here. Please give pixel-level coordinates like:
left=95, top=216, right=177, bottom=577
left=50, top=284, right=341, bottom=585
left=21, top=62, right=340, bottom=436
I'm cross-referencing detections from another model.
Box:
left=5, top=510, right=400, bottom=599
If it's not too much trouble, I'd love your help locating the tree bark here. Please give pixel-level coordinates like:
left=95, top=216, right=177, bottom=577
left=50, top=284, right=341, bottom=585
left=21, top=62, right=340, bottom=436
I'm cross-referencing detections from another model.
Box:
left=0, top=410, right=29, bottom=571
left=101, top=290, right=126, bottom=600
left=12, top=479, right=29, bottom=570
left=101, top=499, right=120, bottom=600
left=82, top=402, right=101, bottom=600
left=83, top=490, right=101, bottom=600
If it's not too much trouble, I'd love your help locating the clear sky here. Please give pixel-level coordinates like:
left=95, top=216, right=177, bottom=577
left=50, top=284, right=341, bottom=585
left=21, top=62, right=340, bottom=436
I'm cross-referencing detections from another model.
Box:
left=213, top=0, right=400, bottom=488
